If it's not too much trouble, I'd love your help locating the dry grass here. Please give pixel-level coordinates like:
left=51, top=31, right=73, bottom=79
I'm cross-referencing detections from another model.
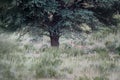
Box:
left=0, top=27, right=120, bottom=80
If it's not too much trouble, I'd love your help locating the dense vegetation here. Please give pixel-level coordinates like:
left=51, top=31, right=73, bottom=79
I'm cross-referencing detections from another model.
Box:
left=0, top=1, right=120, bottom=80
left=0, top=27, right=120, bottom=80
left=0, top=0, right=120, bottom=46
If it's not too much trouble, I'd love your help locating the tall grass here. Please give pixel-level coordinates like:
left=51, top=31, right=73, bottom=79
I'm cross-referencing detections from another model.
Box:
left=0, top=35, right=62, bottom=80
left=0, top=25, right=120, bottom=80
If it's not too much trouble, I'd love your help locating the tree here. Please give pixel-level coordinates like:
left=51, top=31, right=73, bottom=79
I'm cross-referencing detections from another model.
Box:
left=0, top=0, right=120, bottom=47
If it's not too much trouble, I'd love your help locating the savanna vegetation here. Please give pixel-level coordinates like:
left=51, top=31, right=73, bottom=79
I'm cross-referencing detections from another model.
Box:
left=0, top=0, right=120, bottom=80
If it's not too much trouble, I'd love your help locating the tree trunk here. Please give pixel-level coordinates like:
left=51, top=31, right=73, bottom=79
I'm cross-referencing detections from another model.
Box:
left=50, top=35, right=59, bottom=47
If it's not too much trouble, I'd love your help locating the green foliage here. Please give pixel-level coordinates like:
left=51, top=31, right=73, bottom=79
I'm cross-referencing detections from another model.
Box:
left=97, top=0, right=120, bottom=25
left=1, top=0, right=120, bottom=33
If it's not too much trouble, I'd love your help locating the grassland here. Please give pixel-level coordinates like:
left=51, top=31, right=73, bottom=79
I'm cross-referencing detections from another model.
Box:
left=0, top=27, right=120, bottom=80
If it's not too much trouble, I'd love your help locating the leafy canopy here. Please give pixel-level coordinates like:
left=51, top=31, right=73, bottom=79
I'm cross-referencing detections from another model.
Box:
left=0, top=0, right=120, bottom=32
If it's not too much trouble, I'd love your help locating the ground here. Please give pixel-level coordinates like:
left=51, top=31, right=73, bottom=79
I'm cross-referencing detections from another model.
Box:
left=0, top=28, right=120, bottom=80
